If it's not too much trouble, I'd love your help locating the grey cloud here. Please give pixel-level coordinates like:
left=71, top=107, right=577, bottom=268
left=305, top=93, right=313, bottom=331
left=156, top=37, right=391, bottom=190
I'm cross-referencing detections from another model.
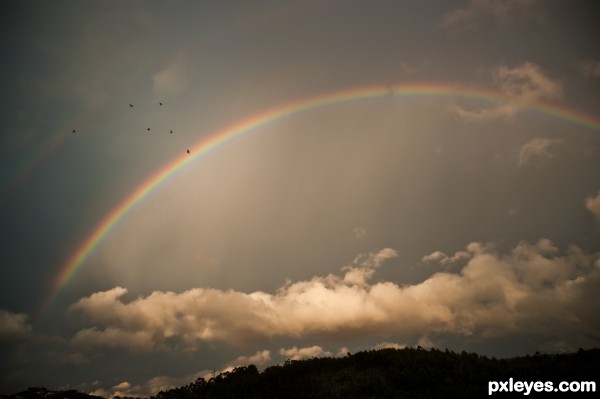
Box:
left=350, top=248, right=398, bottom=269
left=421, top=248, right=472, bottom=268
left=585, top=190, right=600, bottom=223
left=153, top=51, right=192, bottom=100
left=227, top=350, right=271, bottom=369
left=518, top=137, right=565, bottom=167
left=352, top=227, right=367, bottom=240
left=416, top=336, right=436, bottom=348
left=494, top=63, right=562, bottom=102
left=279, top=345, right=331, bottom=361
left=507, top=208, right=520, bottom=217
left=441, top=0, right=546, bottom=30
left=421, top=251, right=446, bottom=263
left=90, top=381, right=136, bottom=399
left=72, top=325, right=156, bottom=353
left=454, top=62, right=562, bottom=122
left=88, top=351, right=271, bottom=399
left=577, top=59, right=600, bottom=79
left=60, top=352, right=90, bottom=365
left=0, top=308, right=33, bottom=342
left=90, top=372, right=204, bottom=399
left=371, top=342, right=407, bottom=350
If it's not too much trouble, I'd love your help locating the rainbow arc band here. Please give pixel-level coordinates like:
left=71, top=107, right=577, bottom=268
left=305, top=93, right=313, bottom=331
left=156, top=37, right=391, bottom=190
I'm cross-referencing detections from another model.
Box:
left=45, top=82, right=600, bottom=312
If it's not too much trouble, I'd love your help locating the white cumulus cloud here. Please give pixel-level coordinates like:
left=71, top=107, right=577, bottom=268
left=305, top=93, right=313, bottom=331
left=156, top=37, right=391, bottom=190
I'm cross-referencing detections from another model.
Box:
left=70, top=243, right=600, bottom=354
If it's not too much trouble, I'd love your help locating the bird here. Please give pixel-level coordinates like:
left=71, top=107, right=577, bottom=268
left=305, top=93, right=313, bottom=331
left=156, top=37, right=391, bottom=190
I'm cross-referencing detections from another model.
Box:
left=186, top=149, right=190, bottom=154
left=159, top=102, right=163, bottom=106
left=72, top=129, right=76, bottom=133
left=147, top=128, right=151, bottom=131
left=170, top=129, right=173, bottom=134
left=129, top=104, right=134, bottom=107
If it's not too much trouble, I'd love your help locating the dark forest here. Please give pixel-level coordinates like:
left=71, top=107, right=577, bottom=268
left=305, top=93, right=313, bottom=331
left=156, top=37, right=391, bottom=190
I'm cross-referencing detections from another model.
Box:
left=5, top=347, right=598, bottom=399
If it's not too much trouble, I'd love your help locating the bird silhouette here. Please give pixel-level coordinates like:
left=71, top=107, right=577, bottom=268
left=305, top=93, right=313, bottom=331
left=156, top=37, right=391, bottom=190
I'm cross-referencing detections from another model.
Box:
left=147, top=128, right=151, bottom=131
left=170, top=129, right=173, bottom=134
left=72, top=129, right=76, bottom=133
left=159, top=102, right=163, bottom=106
left=129, top=104, right=134, bottom=107
left=187, top=149, right=190, bottom=154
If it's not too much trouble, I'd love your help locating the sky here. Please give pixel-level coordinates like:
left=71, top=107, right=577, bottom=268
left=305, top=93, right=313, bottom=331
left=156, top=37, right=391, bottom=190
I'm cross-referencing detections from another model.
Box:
left=1, top=0, right=600, bottom=395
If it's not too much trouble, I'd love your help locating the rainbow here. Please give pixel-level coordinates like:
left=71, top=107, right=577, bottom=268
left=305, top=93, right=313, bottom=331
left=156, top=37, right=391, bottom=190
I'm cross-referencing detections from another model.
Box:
left=45, top=82, right=600, bottom=309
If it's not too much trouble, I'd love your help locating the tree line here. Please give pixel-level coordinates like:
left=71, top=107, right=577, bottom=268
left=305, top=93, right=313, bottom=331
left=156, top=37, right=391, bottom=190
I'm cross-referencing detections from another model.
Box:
left=151, top=347, right=599, bottom=399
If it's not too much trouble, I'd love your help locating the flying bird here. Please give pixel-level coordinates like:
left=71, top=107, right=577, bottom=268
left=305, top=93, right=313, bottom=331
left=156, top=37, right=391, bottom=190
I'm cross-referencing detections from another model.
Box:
left=129, top=104, right=134, bottom=107
left=170, top=129, right=173, bottom=134
left=159, top=102, right=163, bottom=106
left=72, top=129, right=76, bottom=133
left=147, top=128, right=151, bottom=131
left=187, top=149, right=190, bottom=154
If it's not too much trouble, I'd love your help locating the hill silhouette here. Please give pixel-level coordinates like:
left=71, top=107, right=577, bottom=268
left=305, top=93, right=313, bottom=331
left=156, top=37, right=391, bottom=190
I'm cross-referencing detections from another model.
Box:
left=1, top=387, right=104, bottom=399
left=151, top=347, right=599, bottom=399
left=3, top=348, right=598, bottom=398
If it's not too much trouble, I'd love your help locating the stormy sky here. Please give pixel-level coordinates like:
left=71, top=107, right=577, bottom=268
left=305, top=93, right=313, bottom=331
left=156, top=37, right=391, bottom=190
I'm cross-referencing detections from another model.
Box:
left=1, top=0, right=599, bottom=396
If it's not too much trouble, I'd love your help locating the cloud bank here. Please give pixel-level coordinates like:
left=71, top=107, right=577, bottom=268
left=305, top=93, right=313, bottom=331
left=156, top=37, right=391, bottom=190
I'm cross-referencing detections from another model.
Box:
left=71, top=242, right=600, bottom=354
